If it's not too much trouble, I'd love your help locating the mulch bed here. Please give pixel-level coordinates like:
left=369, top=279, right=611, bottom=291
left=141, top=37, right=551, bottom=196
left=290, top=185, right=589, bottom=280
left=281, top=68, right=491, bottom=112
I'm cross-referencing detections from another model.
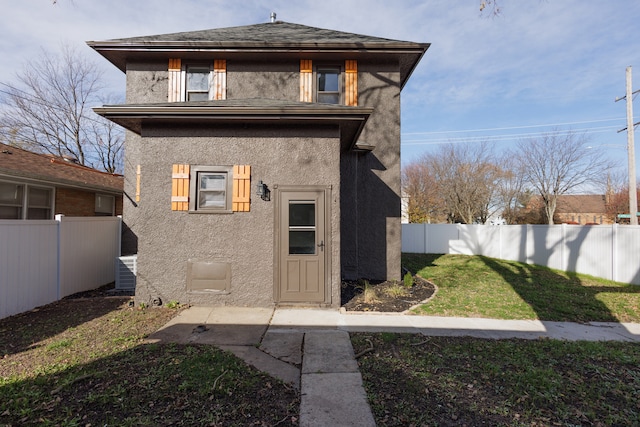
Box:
left=341, top=275, right=436, bottom=312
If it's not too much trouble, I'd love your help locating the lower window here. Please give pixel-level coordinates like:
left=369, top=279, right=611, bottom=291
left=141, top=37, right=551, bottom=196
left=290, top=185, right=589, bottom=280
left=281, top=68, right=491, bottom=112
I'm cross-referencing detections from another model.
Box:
left=189, top=166, right=233, bottom=213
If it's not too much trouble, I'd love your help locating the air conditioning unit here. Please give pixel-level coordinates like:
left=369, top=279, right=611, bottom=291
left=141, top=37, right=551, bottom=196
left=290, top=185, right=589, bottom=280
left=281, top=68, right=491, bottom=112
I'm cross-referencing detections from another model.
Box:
left=116, top=255, right=137, bottom=290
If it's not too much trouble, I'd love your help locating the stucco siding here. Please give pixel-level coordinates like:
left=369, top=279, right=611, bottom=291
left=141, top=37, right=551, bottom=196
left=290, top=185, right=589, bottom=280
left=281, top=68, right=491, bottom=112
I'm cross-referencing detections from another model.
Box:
left=132, top=124, right=342, bottom=307
left=227, top=61, right=299, bottom=101
left=342, top=60, right=402, bottom=281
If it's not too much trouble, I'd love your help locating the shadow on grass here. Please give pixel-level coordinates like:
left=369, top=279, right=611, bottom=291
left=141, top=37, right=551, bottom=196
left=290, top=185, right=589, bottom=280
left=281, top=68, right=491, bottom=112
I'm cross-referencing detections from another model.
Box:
left=401, top=253, right=640, bottom=322
left=0, top=298, right=131, bottom=357
left=0, top=342, right=298, bottom=426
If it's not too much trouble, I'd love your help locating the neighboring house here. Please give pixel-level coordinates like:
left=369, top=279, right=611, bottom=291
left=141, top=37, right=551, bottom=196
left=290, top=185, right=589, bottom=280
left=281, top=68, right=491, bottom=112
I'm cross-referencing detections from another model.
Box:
left=554, top=195, right=611, bottom=225
left=89, top=19, right=429, bottom=307
left=522, top=194, right=612, bottom=225
left=0, top=142, right=123, bottom=219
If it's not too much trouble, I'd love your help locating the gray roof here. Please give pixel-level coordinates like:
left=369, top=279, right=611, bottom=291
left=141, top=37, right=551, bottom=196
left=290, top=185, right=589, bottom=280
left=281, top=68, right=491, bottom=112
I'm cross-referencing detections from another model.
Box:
left=97, top=21, right=417, bottom=45
left=88, top=21, right=429, bottom=89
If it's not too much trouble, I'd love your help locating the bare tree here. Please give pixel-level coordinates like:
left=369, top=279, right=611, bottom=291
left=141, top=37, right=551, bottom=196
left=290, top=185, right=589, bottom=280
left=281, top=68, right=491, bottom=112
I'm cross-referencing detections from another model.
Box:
left=406, top=142, right=504, bottom=224
left=514, top=131, right=613, bottom=225
left=402, top=160, right=447, bottom=223
left=0, top=45, right=123, bottom=173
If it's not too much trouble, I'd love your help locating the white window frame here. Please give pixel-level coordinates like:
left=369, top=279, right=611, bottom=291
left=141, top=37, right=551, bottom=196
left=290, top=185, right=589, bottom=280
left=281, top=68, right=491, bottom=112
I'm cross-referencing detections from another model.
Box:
left=181, top=64, right=212, bottom=102
left=188, top=166, right=233, bottom=213
left=0, top=180, right=54, bottom=220
left=315, top=65, right=342, bottom=104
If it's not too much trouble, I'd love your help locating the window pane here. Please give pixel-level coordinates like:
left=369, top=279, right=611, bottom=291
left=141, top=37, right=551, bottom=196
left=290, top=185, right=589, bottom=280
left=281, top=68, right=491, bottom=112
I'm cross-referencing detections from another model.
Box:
left=199, top=191, right=225, bottom=209
left=187, top=68, right=209, bottom=91
left=95, top=194, right=114, bottom=214
left=289, top=203, right=315, bottom=226
left=28, top=187, right=51, bottom=208
left=198, top=172, right=227, bottom=209
left=27, top=208, right=50, bottom=220
left=0, top=182, right=23, bottom=204
left=318, top=70, right=339, bottom=92
left=200, top=174, right=226, bottom=190
left=289, top=231, right=316, bottom=255
left=0, top=206, right=21, bottom=219
left=187, top=92, right=209, bottom=101
left=317, top=93, right=340, bottom=104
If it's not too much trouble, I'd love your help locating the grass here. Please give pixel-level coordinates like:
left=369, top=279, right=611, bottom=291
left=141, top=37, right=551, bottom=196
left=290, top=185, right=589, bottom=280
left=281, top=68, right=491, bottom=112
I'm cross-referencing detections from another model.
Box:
left=0, top=298, right=298, bottom=426
left=403, top=253, right=640, bottom=322
left=352, top=334, right=640, bottom=426
left=351, top=253, right=640, bottom=426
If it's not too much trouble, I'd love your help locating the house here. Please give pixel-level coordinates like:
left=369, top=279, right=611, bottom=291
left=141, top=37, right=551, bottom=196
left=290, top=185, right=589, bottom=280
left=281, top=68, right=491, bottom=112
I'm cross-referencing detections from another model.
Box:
left=521, top=194, right=613, bottom=225
left=89, top=19, right=429, bottom=307
left=554, top=195, right=612, bottom=225
left=0, top=142, right=123, bottom=220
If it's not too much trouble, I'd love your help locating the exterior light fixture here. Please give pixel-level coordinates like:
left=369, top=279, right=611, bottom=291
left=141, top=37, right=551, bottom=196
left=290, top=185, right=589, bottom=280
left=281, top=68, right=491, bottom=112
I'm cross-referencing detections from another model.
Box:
left=256, top=180, right=270, bottom=201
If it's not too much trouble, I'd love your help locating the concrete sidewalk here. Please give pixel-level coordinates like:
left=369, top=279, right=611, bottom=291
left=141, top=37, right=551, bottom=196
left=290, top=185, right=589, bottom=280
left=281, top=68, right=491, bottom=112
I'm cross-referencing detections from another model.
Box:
left=147, top=307, right=640, bottom=427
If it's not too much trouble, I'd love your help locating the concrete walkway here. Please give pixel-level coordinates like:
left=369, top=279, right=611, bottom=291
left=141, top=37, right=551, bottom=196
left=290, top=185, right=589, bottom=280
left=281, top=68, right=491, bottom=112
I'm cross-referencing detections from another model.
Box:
left=147, top=307, right=640, bottom=426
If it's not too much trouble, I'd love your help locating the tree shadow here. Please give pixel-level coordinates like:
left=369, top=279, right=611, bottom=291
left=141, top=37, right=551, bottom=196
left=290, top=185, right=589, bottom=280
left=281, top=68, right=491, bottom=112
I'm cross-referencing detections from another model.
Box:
left=401, top=252, right=640, bottom=323
left=0, top=297, right=130, bottom=357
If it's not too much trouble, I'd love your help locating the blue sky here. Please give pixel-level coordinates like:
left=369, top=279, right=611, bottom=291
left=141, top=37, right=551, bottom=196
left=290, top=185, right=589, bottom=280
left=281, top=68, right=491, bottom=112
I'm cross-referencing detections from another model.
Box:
left=1, top=0, right=639, bottom=182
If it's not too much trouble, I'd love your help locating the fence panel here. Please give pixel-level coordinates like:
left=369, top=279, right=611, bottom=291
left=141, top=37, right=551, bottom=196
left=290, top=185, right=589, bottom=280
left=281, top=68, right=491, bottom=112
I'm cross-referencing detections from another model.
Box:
left=0, top=217, right=121, bottom=320
left=402, top=223, right=640, bottom=285
left=0, top=220, right=59, bottom=319
left=58, top=217, right=121, bottom=298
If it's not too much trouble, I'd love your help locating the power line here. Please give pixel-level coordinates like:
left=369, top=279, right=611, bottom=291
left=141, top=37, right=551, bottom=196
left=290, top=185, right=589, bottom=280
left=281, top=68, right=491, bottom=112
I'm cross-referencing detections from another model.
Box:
left=402, top=126, right=619, bottom=146
left=402, top=117, right=628, bottom=136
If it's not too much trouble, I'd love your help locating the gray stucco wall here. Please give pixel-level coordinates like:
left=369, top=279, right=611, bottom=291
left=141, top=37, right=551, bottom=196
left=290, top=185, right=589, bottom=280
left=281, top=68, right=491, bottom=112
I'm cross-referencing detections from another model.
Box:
left=132, top=124, right=342, bottom=307
left=341, top=59, right=402, bottom=281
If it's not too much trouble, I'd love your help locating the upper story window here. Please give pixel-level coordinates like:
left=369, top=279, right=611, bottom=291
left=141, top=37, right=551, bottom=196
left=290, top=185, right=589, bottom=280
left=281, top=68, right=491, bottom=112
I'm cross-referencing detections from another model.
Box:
left=168, top=59, right=227, bottom=102
left=300, top=60, right=357, bottom=106
left=0, top=181, right=53, bottom=220
left=186, top=66, right=211, bottom=101
left=316, top=67, right=341, bottom=104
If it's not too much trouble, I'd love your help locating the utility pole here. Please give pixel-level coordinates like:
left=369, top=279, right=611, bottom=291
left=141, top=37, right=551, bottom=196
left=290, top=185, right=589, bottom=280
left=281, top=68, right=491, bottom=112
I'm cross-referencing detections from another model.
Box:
left=616, top=66, right=640, bottom=225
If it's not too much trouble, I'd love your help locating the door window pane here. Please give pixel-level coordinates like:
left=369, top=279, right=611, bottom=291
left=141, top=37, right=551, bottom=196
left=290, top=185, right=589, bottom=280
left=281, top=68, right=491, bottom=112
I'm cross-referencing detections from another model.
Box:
left=289, top=203, right=315, bottom=226
left=289, top=231, right=316, bottom=254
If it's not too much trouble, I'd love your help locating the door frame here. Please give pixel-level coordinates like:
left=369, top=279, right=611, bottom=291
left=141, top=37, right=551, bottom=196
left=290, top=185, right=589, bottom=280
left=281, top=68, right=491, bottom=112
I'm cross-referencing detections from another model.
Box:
left=273, top=185, right=332, bottom=304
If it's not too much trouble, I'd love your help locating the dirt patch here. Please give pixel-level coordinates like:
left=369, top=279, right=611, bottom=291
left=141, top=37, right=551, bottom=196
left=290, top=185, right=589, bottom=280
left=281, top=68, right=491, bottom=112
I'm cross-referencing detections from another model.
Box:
left=341, top=275, right=436, bottom=312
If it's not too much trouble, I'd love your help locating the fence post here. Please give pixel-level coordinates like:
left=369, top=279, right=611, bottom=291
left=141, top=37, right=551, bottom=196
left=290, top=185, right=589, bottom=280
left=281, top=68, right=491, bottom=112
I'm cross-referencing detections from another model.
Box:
left=612, top=223, right=618, bottom=282
left=55, top=214, right=64, bottom=301
left=561, top=223, right=567, bottom=272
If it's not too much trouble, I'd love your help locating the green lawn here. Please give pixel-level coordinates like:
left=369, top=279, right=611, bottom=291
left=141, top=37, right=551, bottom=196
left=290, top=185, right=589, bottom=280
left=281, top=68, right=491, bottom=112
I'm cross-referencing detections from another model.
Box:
left=403, top=253, right=640, bottom=322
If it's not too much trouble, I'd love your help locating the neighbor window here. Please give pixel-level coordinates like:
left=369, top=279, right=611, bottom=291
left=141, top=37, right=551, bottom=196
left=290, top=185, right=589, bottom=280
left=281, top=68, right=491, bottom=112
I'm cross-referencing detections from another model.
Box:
left=316, top=67, right=341, bottom=104
left=189, top=166, right=233, bottom=213
left=0, top=181, right=53, bottom=220
left=95, top=194, right=115, bottom=216
left=186, top=66, right=211, bottom=101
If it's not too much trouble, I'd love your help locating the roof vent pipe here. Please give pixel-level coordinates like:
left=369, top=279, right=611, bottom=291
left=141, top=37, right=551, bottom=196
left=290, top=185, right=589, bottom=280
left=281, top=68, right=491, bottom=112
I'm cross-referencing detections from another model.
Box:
left=270, top=12, right=276, bottom=23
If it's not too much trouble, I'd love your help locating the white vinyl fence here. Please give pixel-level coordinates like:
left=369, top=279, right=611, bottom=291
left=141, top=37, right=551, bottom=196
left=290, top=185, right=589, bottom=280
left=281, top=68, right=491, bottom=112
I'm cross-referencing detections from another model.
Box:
left=0, top=216, right=121, bottom=319
left=402, top=223, right=640, bottom=285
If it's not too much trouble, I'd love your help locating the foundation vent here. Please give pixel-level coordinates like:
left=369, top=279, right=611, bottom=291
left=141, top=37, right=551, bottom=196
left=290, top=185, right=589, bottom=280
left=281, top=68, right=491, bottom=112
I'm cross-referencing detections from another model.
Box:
left=116, top=255, right=137, bottom=290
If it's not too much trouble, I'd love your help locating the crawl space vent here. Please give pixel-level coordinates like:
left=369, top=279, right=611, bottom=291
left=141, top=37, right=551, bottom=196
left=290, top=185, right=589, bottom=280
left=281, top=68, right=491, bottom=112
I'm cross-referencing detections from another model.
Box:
left=116, top=255, right=137, bottom=290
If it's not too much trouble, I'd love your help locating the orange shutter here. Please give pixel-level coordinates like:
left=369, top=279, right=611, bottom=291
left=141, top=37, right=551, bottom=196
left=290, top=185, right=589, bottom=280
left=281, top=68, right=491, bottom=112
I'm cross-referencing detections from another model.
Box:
left=168, top=59, right=182, bottom=102
left=345, top=60, right=358, bottom=106
left=136, top=165, right=141, bottom=202
left=213, top=60, right=227, bottom=100
left=232, top=165, right=251, bottom=212
left=171, top=164, right=190, bottom=211
left=300, top=60, right=313, bottom=102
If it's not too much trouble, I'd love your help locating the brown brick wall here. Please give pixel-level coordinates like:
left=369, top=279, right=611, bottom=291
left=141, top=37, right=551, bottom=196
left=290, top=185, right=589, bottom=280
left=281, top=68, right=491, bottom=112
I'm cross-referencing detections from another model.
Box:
left=55, top=188, right=122, bottom=217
